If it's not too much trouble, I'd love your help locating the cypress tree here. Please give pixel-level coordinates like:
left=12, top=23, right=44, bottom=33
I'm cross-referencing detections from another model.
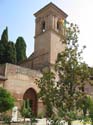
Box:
left=0, top=27, right=8, bottom=64
left=1, top=27, right=8, bottom=47
left=15, top=37, right=26, bottom=64
left=6, top=41, right=16, bottom=64
left=0, top=41, right=6, bottom=64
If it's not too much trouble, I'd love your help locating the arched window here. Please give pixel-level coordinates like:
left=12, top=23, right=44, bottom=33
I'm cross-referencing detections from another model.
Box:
left=42, top=21, right=45, bottom=32
left=57, top=21, right=59, bottom=30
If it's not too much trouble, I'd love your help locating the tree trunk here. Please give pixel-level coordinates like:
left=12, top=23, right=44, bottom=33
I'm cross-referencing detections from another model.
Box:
left=91, top=120, right=93, bottom=125
left=30, top=118, right=32, bottom=125
left=68, top=121, right=72, bottom=125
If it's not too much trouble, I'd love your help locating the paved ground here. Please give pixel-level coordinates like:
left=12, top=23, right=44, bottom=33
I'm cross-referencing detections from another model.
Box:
left=0, top=119, right=91, bottom=125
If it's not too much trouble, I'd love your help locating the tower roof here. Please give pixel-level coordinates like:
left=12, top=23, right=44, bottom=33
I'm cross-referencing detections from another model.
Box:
left=34, top=2, right=68, bottom=18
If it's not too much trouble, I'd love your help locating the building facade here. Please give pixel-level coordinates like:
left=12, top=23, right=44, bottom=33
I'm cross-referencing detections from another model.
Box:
left=0, top=3, right=84, bottom=116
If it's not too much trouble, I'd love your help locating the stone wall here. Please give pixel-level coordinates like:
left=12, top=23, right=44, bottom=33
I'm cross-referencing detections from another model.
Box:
left=4, top=63, right=40, bottom=98
left=3, top=63, right=44, bottom=115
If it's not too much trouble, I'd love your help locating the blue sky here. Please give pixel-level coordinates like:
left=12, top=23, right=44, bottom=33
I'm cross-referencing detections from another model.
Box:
left=0, top=0, right=93, bottom=66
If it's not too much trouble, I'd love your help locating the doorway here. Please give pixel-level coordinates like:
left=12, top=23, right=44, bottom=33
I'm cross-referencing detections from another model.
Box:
left=23, top=88, right=37, bottom=116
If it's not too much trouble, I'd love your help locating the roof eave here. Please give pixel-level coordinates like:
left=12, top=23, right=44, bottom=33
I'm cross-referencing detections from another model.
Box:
left=34, top=2, right=68, bottom=18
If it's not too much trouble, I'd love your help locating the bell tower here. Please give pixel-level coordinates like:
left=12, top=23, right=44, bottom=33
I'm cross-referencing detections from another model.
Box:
left=31, top=3, right=68, bottom=70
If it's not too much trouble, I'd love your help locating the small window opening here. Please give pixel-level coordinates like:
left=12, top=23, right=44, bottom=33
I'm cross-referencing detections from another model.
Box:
left=42, top=21, right=45, bottom=32
left=57, top=21, right=60, bottom=30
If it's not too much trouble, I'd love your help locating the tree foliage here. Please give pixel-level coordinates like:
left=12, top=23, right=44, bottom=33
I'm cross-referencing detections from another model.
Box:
left=6, top=41, right=16, bottom=64
left=0, top=41, right=6, bottom=64
left=1, top=27, right=8, bottom=46
left=0, top=27, right=17, bottom=64
left=0, top=27, right=27, bottom=64
left=85, top=96, right=93, bottom=125
left=0, top=27, right=8, bottom=64
left=20, top=100, right=36, bottom=125
left=15, top=37, right=27, bottom=64
left=36, top=23, right=92, bottom=125
left=36, top=71, right=55, bottom=118
left=0, top=87, right=15, bottom=113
